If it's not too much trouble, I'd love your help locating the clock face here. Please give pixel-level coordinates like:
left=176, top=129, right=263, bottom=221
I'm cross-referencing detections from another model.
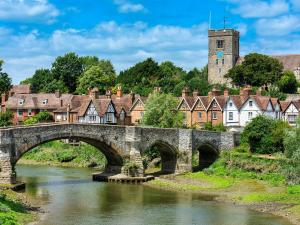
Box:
left=217, top=51, right=224, bottom=59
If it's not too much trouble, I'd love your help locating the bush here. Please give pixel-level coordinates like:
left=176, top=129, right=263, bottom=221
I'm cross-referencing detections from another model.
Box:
left=24, top=111, right=53, bottom=125
left=0, top=110, right=13, bottom=127
left=203, top=122, right=227, bottom=132
left=242, top=115, right=289, bottom=154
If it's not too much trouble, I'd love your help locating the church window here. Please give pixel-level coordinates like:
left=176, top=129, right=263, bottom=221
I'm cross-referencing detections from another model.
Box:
left=216, top=40, right=224, bottom=49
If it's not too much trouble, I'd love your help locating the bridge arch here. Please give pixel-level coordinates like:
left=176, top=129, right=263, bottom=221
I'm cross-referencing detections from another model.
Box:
left=193, top=142, right=219, bottom=171
left=141, top=140, right=178, bottom=175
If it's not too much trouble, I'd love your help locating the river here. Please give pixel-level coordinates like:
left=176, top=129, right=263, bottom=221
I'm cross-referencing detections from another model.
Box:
left=16, top=165, right=292, bottom=225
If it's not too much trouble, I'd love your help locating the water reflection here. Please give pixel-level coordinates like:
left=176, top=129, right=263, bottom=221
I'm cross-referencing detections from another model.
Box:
left=16, top=165, right=291, bottom=225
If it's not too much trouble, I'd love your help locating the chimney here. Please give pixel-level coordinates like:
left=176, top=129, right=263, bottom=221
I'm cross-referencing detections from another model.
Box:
left=117, top=86, right=122, bottom=98
left=182, top=87, right=190, bottom=98
left=90, top=87, right=99, bottom=99
left=106, top=89, right=112, bottom=99
left=208, top=91, right=213, bottom=100
left=130, top=92, right=135, bottom=104
left=224, top=89, right=229, bottom=97
left=193, top=90, right=199, bottom=98
left=240, top=86, right=253, bottom=99
left=211, top=88, right=221, bottom=97
left=55, top=90, right=61, bottom=98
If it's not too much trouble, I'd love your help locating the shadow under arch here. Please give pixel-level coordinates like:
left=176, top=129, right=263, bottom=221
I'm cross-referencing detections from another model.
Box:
left=193, top=143, right=219, bottom=172
left=14, top=136, right=124, bottom=175
left=143, top=140, right=178, bottom=175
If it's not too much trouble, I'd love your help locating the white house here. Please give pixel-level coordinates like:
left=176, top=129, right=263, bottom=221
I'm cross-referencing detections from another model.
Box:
left=282, top=101, right=299, bottom=126
left=223, top=96, right=242, bottom=130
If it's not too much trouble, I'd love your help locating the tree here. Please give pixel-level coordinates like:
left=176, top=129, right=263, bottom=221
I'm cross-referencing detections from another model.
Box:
left=76, top=60, right=116, bottom=94
left=226, top=53, right=284, bottom=87
left=24, top=111, right=53, bottom=125
left=80, top=56, right=100, bottom=71
left=241, top=115, right=289, bottom=154
left=117, top=58, right=163, bottom=96
left=0, top=60, right=12, bottom=95
left=51, top=52, right=83, bottom=93
left=0, top=110, right=13, bottom=127
left=277, top=70, right=298, bottom=94
left=29, top=69, right=54, bottom=93
left=141, top=93, right=183, bottom=128
left=42, top=79, right=68, bottom=93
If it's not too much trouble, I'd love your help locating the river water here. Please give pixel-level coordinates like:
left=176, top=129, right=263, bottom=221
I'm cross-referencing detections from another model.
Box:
left=16, top=165, right=292, bottom=225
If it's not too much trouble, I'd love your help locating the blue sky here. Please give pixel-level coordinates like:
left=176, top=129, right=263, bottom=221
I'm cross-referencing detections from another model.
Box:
left=0, top=0, right=300, bottom=84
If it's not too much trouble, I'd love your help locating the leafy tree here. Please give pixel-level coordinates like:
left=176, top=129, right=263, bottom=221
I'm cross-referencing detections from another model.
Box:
left=261, top=87, right=287, bottom=101
left=24, top=111, right=53, bottom=125
left=29, top=69, right=54, bottom=93
left=141, top=93, right=183, bottom=128
left=173, top=81, right=187, bottom=97
left=20, top=77, right=32, bottom=85
left=0, top=110, right=13, bottom=127
left=80, top=56, right=100, bottom=71
left=76, top=60, right=116, bottom=94
left=51, top=52, right=83, bottom=93
left=277, top=70, right=298, bottom=94
left=117, top=58, right=163, bottom=96
left=42, top=79, right=68, bottom=93
left=226, top=53, right=284, bottom=87
left=241, top=115, right=289, bottom=154
left=0, top=60, right=12, bottom=95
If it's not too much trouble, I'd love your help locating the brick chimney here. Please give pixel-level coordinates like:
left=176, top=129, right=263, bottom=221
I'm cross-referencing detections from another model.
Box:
left=130, top=92, right=135, bottom=104
left=240, top=86, right=253, bottom=100
left=117, top=86, right=122, bottom=98
left=89, top=87, right=99, bottom=99
left=182, top=87, right=190, bottom=98
left=211, top=88, right=221, bottom=97
left=106, top=89, right=112, bottom=99
left=224, top=89, right=229, bottom=97
left=193, top=90, right=199, bottom=98
left=55, top=90, right=61, bottom=98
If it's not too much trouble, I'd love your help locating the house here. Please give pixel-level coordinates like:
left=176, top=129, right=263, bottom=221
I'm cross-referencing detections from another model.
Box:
left=281, top=101, right=300, bottom=126
left=206, top=89, right=227, bottom=126
left=190, top=94, right=210, bottom=128
left=177, top=88, right=196, bottom=127
left=223, top=95, right=243, bottom=129
left=5, top=90, right=72, bottom=125
left=129, top=96, right=146, bottom=125
left=1, top=85, right=31, bottom=112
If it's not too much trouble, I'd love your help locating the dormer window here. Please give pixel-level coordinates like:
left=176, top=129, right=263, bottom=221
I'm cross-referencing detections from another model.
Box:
left=18, top=99, right=24, bottom=105
left=249, top=100, right=253, bottom=107
left=213, top=102, right=217, bottom=108
left=42, top=99, right=48, bottom=105
left=229, top=102, right=233, bottom=107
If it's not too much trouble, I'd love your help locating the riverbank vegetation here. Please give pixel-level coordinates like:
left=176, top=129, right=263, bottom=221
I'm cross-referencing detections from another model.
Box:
left=0, top=190, right=37, bottom=225
left=19, top=141, right=106, bottom=168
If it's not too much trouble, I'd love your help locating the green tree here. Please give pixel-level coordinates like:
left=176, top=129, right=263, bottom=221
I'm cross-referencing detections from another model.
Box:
left=80, top=56, right=100, bottom=71
left=226, top=53, right=284, bottom=87
left=0, top=110, right=13, bottom=127
left=24, top=111, right=53, bottom=125
left=241, top=115, right=289, bottom=154
left=51, top=52, right=83, bottom=93
left=0, top=60, right=12, bottom=95
left=141, top=93, right=183, bottom=128
left=42, top=79, right=68, bottom=93
left=117, top=58, right=163, bottom=96
left=29, top=69, right=54, bottom=93
left=76, top=60, right=116, bottom=94
left=277, top=70, right=298, bottom=94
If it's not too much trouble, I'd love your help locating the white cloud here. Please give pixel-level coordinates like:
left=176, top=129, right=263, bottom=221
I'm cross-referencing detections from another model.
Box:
left=113, top=0, right=146, bottom=13
left=230, top=0, right=289, bottom=18
left=234, top=23, right=248, bottom=36
left=255, top=15, right=300, bottom=36
left=0, top=0, right=59, bottom=23
left=0, top=21, right=209, bottom=84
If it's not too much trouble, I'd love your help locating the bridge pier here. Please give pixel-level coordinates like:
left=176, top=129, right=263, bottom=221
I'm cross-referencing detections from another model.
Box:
left=0, top=156, right=16, bottom=185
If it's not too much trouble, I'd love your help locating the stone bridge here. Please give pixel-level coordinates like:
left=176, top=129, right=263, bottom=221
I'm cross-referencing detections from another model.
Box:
left=0, top=124, right=240, bottom=184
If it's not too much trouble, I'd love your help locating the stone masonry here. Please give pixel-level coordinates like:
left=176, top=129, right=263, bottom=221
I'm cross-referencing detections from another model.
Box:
left=0, top=124, right=239, bottom=185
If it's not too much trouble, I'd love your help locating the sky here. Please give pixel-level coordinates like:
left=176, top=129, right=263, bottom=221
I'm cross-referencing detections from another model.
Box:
left=0, top=0, right=300, bottom=84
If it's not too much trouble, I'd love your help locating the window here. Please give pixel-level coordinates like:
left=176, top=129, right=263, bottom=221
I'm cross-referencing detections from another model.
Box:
left=140, top=112, right=144, bottom=118
left=276, top=112, right=280, bottom=119
left=17, top=109, right=23, bottom=117
left=212, top=102, right=217, bottom=108
left=216, top=59, right=218, bottom=65
left=18, top=99, right=24, bottom=105
left=222, top=58, right=225, bottom=65
left=28, top=109, right=32, bottom=117
left=89, top=115, right=97, bottom=122
left=120, top=110, right=125, bottom=121
left=197, top=112, right=202, bottom=120
left=229, top=112, right=233, bottom=121
left=107, top=113, right=113, bottom=122
left=212, top=112, right=217, bottom=120
left=42, top=99, right=48, bottom=105
left=182, top=112, right=187, bottom=124
left=229, top=102, right=233, bottom=107
left=288, top=115, right=297, bottom=123
left=248, top=112, right=253, bottom=119
left=216, top=40, right=224, bottom=49
left=249, top=100, right=253, bottom=107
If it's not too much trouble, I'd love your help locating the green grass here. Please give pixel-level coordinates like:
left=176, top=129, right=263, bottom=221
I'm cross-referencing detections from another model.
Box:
left=21, top=141, right=107, bottom=168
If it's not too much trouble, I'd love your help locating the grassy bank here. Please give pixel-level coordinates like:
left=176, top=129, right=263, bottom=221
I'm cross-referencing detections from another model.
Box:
left=0, top=190, right=37, bottom=225
left=146, top=151, right=300, bottom=225
left=19, top=141, right=107, bottom=168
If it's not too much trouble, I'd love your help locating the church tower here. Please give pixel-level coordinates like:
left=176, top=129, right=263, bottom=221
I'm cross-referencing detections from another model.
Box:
left=208, top=29, right=240, bottom=85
